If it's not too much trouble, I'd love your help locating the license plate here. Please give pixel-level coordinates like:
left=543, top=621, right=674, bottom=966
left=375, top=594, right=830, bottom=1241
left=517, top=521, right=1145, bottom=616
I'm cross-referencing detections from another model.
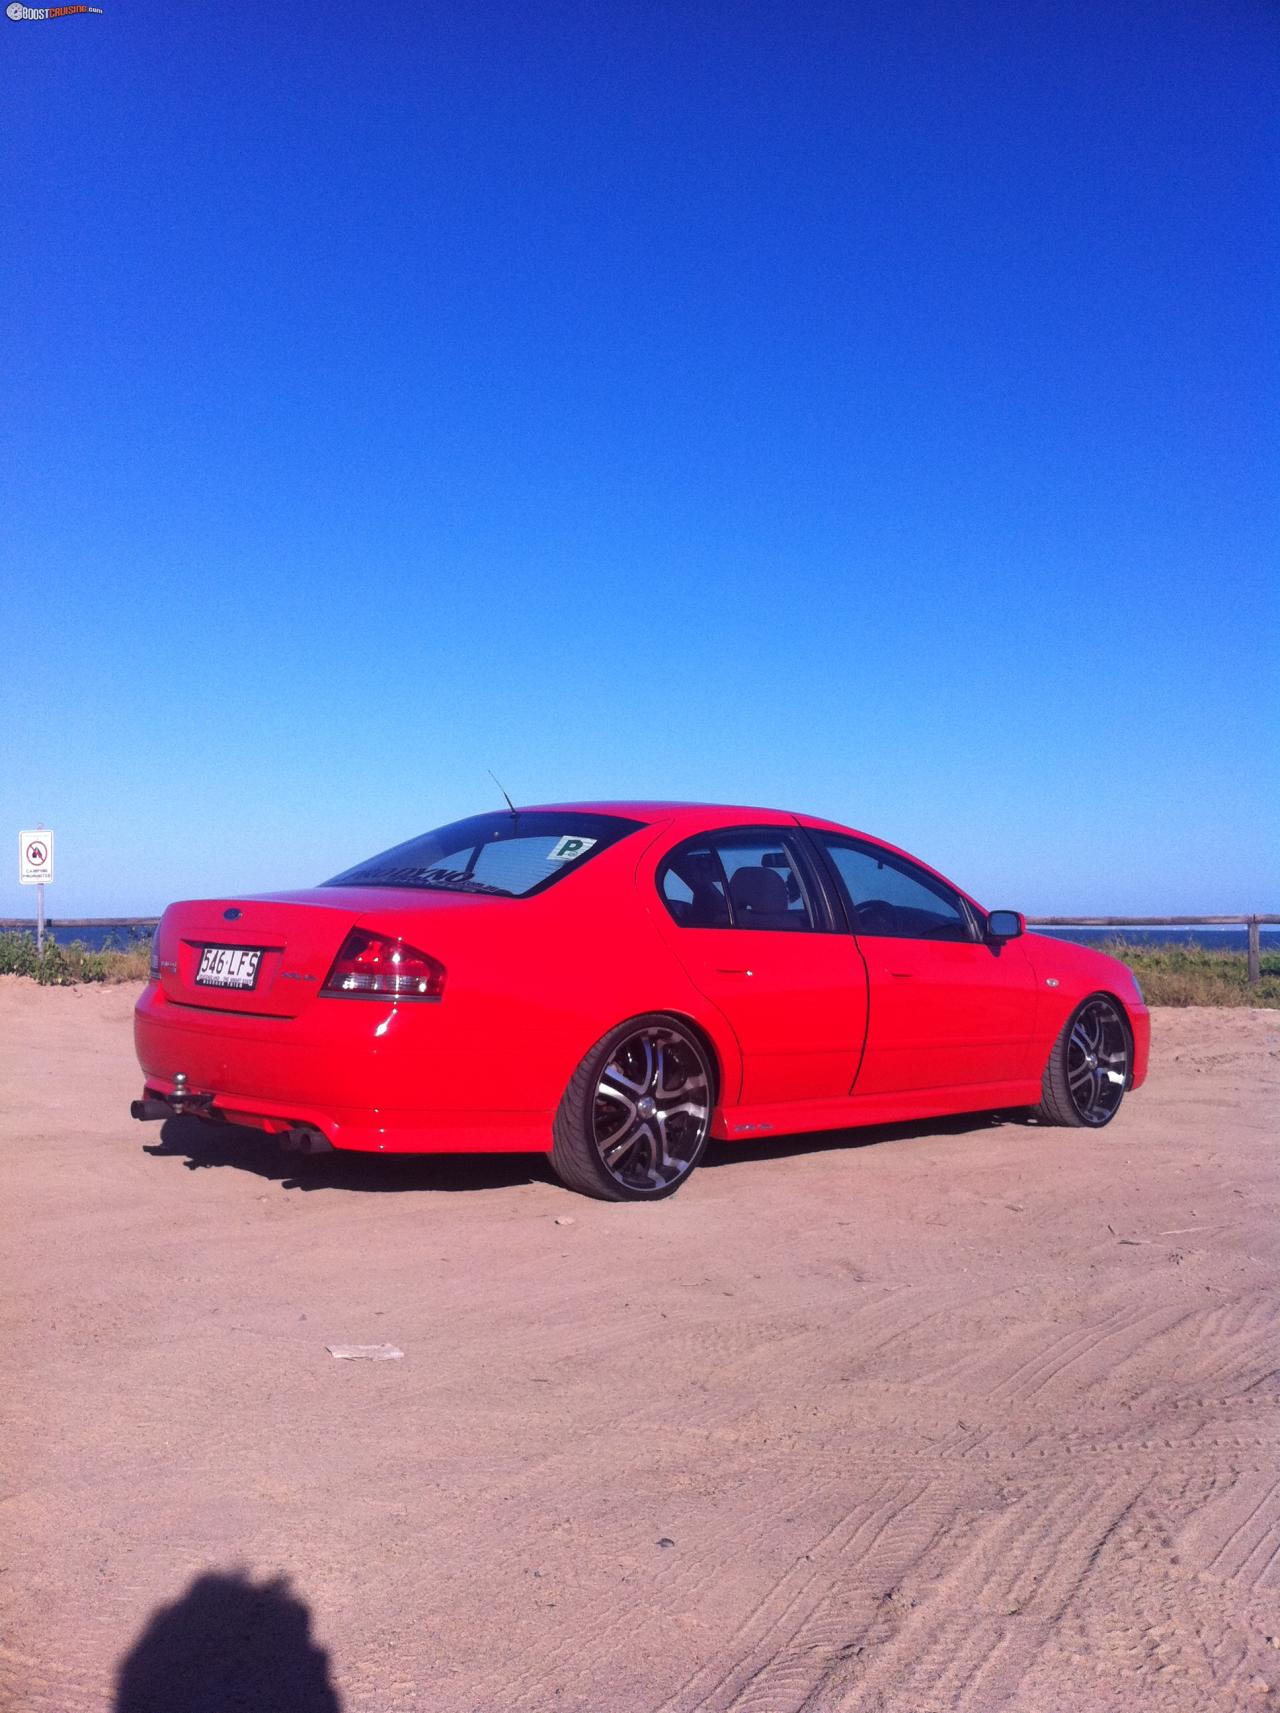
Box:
left=195, top=946, right=263, bottom=990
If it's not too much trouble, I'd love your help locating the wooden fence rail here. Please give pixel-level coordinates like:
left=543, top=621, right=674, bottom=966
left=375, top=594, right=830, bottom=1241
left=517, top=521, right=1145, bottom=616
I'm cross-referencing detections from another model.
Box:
left=0, top=918, right=161, bottom=929
left=3, top=913, right=1276, bottom=983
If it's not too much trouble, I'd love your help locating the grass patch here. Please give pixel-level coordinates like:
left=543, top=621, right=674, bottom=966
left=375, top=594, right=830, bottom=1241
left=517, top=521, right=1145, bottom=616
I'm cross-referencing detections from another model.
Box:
left=0, top=931, right=152, bottom=986
left=1099, top=938, right=1280, bottom=1008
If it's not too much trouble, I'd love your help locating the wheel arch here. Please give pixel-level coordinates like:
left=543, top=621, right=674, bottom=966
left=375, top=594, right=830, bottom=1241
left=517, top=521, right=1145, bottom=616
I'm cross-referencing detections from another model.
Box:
left=651, top=1008, right=725, bottom=1108
left=559, top=1005, right=730, bottom=1111
left=1092, top=988, right=1138, bottom=1087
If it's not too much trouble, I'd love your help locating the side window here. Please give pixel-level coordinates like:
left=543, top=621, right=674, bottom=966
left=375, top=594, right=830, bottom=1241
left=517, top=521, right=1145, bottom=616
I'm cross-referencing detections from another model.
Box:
left=714, top=834, right=815, bottom=932
left=658, top=841, right=730, bottom=928
left=658, top=831, right=817, bottom=931
left=820, top=837, right=972, bottom=942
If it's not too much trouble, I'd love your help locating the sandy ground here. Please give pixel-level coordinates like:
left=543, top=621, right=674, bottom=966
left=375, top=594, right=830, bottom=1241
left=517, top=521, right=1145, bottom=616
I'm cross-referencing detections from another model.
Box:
left=0, top=982, right=1277, bottom=1713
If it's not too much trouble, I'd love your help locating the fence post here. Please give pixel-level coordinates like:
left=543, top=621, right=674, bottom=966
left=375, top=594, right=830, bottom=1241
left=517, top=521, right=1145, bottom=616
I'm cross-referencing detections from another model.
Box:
left=1247, top=917, right=1261, bottom=987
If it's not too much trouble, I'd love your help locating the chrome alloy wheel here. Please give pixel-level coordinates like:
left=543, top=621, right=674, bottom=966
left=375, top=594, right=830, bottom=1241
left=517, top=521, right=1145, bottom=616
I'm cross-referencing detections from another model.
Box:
left=1066, top=997, right=1130, bottom=1125
left=591, top=1025, right=711, bottom=1193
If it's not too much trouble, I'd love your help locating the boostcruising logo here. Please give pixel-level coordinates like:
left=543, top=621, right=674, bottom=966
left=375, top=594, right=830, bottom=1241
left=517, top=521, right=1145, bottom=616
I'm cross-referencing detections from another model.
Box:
left=7, top=3, right=102, bottom=15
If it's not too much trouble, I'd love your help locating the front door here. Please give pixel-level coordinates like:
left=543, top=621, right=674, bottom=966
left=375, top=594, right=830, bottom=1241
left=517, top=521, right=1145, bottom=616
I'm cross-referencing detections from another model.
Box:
left=813, top=833, right=1039, bottom=1096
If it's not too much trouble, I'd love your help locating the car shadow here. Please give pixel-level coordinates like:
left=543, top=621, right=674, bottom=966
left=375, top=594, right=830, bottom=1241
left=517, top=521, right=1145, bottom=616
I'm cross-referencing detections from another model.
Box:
left=114, top=1568, right=342, bottom=1712
left=143, top=1115, right=554, bottom=1194
left=702, top=1107, right=1039, bottom=1169
left=145, top=1109, right=1038, bottom=1194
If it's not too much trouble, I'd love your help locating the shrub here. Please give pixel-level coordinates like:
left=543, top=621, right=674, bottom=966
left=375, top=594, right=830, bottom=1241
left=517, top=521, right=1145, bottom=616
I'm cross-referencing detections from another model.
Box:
left=0, top=931, right=39, bottom=977
left=0, top=931, right=153, bottom=985
left=1100, top=938, right=1280, bottom=1008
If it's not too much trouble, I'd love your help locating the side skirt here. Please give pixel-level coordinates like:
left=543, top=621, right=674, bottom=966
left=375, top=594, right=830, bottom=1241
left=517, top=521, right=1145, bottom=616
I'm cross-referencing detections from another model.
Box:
left=712, top=1078, right=1042, bottom=1141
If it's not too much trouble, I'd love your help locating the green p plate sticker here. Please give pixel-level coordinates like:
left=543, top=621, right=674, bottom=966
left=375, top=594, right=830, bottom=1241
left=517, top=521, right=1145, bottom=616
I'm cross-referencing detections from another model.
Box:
left=547, top=835, right=597, bottom=863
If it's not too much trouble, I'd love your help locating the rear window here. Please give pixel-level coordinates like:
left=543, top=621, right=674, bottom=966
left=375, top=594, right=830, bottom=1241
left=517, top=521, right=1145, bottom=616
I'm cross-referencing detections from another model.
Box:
left=324, top=811, right=643, bottom=899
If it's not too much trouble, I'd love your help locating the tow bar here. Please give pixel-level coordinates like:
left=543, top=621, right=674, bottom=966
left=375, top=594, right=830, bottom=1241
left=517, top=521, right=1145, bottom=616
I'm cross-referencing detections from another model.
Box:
left=129, top=1079, right=334, bottom=1155
left=130, top=1072, right=213, bottom=1122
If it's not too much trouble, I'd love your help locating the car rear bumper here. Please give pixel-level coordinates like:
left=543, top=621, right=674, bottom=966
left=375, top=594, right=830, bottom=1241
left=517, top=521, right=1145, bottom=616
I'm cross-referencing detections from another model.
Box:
left=133, top=984, right=553, bottom=1154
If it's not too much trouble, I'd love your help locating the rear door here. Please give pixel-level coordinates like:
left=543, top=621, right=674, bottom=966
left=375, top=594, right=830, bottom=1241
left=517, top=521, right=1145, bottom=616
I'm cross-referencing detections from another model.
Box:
left=650, top=827, right=867, bottom=1105
left=811, top=833, right=1038, bottom=1095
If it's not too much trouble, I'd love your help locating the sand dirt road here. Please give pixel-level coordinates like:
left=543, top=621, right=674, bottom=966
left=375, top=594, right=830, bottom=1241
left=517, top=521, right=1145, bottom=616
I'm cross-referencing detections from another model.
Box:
left=1, top=981, right=1277, bottom=1712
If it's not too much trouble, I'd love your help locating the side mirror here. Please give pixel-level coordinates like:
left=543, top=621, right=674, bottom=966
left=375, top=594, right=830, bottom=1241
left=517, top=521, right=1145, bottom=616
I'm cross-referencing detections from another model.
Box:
left=987, top=910, right=1025, bottom=940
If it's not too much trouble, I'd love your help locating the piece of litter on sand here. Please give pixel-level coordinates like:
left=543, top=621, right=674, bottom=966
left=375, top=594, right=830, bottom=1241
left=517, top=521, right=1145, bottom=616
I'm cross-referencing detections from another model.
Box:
left=657, top=1537, right=675, bottom=1549
left=326, top=1343, right=404, bottom=1361
left=555, top=1216, right=576, bottom=1226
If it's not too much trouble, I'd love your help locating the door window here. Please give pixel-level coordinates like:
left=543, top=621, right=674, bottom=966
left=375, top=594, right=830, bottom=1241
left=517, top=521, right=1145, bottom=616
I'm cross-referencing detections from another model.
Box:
left=659, top=832, right=816, bottom=931
left=819, top=837, right=973, bottom=942
left=658, top=841, right=731, bottom=928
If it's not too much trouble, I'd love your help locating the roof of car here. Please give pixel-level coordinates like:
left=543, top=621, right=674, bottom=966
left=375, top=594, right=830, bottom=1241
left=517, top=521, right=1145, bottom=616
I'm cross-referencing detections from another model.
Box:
left=498, top=803, right=985, bottom=909
left=522, top=800, right=807, bottom=825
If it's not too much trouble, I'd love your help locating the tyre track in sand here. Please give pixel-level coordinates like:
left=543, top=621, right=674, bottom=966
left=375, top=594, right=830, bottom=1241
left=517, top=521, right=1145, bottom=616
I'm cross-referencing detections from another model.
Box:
left=650, top=1475, right=950, bottom=1713
left=2, top=992, right=1277, bottom=1713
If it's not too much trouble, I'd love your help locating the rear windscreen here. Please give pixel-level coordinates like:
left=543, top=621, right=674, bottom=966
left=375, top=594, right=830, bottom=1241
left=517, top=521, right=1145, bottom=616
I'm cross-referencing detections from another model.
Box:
left=324, top=811, right=643, bottom=899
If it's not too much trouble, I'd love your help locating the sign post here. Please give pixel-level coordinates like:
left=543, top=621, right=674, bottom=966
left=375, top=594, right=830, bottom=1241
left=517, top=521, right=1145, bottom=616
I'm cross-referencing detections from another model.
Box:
left=19, top=828, right=54, bottom=953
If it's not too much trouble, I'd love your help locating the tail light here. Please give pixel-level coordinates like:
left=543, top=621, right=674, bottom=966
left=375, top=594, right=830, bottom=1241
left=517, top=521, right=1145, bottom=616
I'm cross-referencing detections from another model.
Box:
left=148, top=942, right=161, bottom=982
left=321, top=929, right=446, bottom=1000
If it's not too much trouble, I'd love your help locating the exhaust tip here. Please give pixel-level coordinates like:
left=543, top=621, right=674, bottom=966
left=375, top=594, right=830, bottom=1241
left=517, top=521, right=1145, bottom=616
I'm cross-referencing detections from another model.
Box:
left=131, top=1097, right=173, bottom=1122
left=281, top=1126, right=334, bottom=1155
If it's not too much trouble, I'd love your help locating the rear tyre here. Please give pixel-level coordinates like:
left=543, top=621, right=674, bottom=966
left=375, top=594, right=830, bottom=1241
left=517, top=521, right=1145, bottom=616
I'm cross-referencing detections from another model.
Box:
left=1035, top=994, right=1131, bottom=1128
left=550, top=1015, right=714, bottom=1201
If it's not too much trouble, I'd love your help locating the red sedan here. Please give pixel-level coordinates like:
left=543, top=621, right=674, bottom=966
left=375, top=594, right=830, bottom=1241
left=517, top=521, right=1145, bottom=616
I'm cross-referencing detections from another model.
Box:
left=132, top=802, right=1150, bottom=1200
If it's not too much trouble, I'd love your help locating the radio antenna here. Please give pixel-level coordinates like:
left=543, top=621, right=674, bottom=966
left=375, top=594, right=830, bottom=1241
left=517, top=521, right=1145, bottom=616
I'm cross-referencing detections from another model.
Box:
left=488, top=770, right=518, bottom=823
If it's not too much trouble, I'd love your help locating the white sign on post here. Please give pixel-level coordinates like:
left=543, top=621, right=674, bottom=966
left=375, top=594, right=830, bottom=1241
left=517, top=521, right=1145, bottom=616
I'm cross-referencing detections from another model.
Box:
left=20, top=829, right=54, bottom=885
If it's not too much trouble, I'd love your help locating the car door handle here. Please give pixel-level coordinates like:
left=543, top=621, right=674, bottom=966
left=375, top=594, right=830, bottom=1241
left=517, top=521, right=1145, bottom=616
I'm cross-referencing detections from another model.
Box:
left=889, top=971, right=913, bottom=979
left=716, top=968, right=754, bottom=976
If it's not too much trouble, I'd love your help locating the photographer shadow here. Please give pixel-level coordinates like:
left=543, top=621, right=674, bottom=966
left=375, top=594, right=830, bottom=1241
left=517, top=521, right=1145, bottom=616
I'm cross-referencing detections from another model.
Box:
left=115, top=1569, right=342, bottom=1712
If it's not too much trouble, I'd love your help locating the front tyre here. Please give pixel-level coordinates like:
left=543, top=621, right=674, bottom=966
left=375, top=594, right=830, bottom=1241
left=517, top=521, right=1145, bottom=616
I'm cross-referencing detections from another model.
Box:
left=550, top=1015, right=714, bottom=1201
left=1035, top=994, right=1132, bottom=1128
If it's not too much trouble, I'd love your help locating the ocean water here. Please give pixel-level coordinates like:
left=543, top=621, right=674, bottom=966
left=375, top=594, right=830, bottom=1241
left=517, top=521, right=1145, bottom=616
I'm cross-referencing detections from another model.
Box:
left=8, top=921, right=1277, bottom=955
left=1038, top=927, right=1278, bottom=953
left=10, top=922, right=157, bottom=952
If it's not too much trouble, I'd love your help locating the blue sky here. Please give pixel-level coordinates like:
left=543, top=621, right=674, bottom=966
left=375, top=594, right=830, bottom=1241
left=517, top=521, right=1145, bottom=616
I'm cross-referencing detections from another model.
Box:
left=2, top=0, right=1276, bottom=918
